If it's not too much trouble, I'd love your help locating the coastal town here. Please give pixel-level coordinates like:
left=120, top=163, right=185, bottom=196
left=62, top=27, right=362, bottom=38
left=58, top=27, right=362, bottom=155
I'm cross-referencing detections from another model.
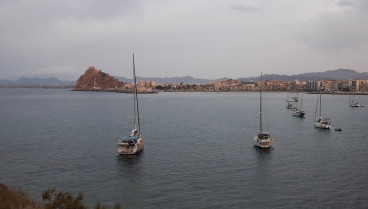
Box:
left=73, top=67, right=368, bottom=94
left=149, top=78, right=368, bottom=93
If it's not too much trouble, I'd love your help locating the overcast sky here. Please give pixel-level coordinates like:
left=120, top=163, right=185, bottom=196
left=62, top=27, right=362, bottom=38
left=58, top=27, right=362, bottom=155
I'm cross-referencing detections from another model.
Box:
left=0, top=0, right=367, bottom=80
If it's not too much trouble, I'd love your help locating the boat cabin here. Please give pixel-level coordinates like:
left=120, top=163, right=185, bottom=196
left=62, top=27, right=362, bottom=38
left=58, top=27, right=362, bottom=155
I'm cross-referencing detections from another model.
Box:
left=317, top=117, right=331, bottom=124
left=119, top=136, right=139, bottom=146
left=258, top=133, right=270, bottom=139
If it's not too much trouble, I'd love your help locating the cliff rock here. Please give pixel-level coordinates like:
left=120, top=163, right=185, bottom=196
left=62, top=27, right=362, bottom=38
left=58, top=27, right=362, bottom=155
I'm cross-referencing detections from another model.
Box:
left=74, top=66, right=123, bottom=91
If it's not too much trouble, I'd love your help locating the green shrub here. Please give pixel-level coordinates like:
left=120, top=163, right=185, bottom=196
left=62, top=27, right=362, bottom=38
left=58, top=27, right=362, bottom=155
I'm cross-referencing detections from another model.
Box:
left=0, top=184, right=121, bottom=209
left=0, top=188, right=43, bottom=209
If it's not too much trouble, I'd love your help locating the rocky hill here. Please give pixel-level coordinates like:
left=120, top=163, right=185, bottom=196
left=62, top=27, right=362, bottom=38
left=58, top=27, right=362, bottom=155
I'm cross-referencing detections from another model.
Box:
left=73, top=66, right=123, bottom=91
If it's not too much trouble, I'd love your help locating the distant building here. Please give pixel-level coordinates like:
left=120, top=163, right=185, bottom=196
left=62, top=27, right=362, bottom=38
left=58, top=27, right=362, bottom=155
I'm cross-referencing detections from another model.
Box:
left=330, top=80, right=339, bottom=91
left=307, top=81, right=322, bottom=91
left=350, top=80, right=366, bottom=91
left=145, top=80, right=157, bottom=88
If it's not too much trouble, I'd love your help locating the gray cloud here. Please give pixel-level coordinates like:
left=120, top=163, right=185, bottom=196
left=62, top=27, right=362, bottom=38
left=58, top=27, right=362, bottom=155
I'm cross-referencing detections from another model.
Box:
left=338, top=0, right=368, bottom=10
left=1, top=0, right=367, bottom=80
left=298, top=0, right=368, bottom=51
left=337, top=0, right=355, bottom=7
left=230, top=5, right=261, bottom=13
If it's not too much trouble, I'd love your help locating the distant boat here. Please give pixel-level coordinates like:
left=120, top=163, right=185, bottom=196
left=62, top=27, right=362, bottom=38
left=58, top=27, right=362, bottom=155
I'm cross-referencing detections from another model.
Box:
left=286, top=92, right=297, bottom=109
left=117, top=54, right=144, bottom=155
left=293, top=93, right=306, bottom=117
left=254, top=73, right=274, bottom=148
left=286, top=92, right=298, bottom=102
left=286, top=102, right=296, bottom=110
left=291, top=93, right=299, bottom=102
left=349, top=94, right=364, bottom=107
left=314, top=94, right=331, bottom=129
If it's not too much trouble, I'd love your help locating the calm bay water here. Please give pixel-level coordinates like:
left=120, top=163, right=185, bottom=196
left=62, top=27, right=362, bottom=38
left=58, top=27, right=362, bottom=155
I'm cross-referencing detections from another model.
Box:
left=1, top=88, right=368, bottom=208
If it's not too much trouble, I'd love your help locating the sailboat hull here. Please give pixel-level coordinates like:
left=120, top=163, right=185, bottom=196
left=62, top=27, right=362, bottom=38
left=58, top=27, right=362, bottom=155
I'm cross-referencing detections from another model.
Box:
left=286, top=103, right=296, bottom=109
left=117, top=138, right=144, bottom=155
left=293, top=110, right=305, bottom=117
left=350, top=103, right=364, bottom=107
left=314, top=122, right=331, bottom=129
left=253, top=136, right=274, bottom=148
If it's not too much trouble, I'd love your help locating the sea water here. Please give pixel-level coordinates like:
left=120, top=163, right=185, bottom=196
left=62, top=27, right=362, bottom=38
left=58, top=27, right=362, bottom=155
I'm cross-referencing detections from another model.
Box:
left=1, top=88, right=368, bottom=208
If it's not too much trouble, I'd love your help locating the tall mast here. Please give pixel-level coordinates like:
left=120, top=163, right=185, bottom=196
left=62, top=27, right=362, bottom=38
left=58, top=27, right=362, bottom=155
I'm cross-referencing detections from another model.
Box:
left=319, top=94, right=322, bottom=117
left=132, top=54, right=141, bottom=135
left=301, top=93, right=304, bottom=110
left=260, top=73, right=263, bottom=132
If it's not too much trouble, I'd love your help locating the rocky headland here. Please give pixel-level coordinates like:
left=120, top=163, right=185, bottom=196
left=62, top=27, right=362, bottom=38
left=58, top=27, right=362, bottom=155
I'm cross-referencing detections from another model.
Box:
left=73, top=66, right=157, bottom=93
left=73, top=66, right=124, bottom=91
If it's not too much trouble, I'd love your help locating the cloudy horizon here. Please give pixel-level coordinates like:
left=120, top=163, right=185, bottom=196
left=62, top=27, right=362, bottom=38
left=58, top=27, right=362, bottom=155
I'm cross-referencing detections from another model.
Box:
left=1, top=0, right=367, bottom=81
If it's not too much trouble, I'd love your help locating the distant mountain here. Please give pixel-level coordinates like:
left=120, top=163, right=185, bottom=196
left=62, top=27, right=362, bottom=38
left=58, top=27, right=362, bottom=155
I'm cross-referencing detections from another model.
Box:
left=1, top=68, right=367, bottom=87
left=0, top=77, right=76, bottom=87
left=114, top=76, right=229, bottom=84
left=238, top=69, right=368, bottom=82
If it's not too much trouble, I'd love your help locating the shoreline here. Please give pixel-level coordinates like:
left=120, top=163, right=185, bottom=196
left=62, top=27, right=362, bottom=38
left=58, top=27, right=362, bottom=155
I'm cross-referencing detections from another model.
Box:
left=72, top=89, right=158, bottom=94
left=3, top=87, right=368, bottom=95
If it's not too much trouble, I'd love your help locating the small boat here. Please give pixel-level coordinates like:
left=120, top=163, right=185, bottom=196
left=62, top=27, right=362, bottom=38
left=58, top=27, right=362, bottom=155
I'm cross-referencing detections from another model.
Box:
left=286, top=92, right=297, bottom=109
left=286, top=102, right=296, bottom=110
left=286, top=98, right=296, bottom=102
left=314, top=94, right=331, bottom=129
left=349, top=94, right=364, bottom=107
left=293, top=93, right=305, bottom=117
left=117, top=54, right=144, bottom=155
left=291, top=95, right=298, bottom=102
left=293, top=108, right=306, bottom=117
left=254, top=73, right=274, bottom=148
left=334, top=128, right=342, bottom=132
left=286, top=92, right=298, bottom=102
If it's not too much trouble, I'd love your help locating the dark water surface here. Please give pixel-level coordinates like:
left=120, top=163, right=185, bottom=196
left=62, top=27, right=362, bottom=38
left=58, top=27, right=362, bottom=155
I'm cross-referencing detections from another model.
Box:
left=1, top=88, right=368, bottom=208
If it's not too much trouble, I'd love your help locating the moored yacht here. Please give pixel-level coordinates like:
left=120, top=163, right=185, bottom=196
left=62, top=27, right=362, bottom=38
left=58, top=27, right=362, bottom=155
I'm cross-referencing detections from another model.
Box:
left=293, top=93, right=305, bottom=117
left=349, top=95, right=364, bottom=107
left=254, top=73, right=274, bottom=148
left=117, top=54, right=144, bottom=155
left=314, top=94, right=331, bottom=129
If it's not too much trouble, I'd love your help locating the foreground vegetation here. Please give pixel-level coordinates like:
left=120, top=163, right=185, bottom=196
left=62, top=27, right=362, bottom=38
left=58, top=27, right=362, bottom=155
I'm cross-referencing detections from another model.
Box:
left=0, top=184, right=120, bottom=209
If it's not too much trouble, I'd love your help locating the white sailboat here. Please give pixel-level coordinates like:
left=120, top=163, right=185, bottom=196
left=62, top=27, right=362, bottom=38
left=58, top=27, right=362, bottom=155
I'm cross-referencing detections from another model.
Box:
left=286, top=102, right=296, bottom=110
left=254, top=73, right=274, bottom=148
left=314, top=94, right=331, bottom=129
left=117, top=54, right=144, bottom=155
left=293, top=93, right=305, bottom=117
left=349, top=94, right=364, bottom=107
left=286, top=92, right=297, bottom=109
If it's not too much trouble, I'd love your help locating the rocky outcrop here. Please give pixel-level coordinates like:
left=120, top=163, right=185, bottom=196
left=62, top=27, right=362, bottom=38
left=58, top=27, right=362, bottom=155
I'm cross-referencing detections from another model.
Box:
left=73, top=66, right=124, bottom=91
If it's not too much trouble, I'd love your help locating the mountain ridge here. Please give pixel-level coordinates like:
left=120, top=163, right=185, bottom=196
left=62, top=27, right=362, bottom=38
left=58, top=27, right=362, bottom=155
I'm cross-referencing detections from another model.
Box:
left=1, top=69, right=367, bottom=87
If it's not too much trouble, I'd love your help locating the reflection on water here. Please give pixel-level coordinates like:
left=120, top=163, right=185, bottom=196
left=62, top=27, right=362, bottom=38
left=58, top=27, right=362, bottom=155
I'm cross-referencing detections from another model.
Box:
left=253, top=146, right=273, bottom=156
left=116, top=151, right=144, bottom=168
left=253, top=146, right=273, bottom=187
left=253, top=146, right=273, bottom=168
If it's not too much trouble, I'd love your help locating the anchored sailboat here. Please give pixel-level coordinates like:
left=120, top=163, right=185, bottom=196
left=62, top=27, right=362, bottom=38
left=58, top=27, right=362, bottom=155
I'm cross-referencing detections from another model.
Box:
left=117, top=54, right=144, bottom=154
left=253, top=73, right=274, bottom=148
left=349, top=94, right=364, bottom=107
left=314, top=94, right=331, bottom=129
left=286, top=92, right=297, bottom=109
left=293, top=93, right=305, bottom=117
